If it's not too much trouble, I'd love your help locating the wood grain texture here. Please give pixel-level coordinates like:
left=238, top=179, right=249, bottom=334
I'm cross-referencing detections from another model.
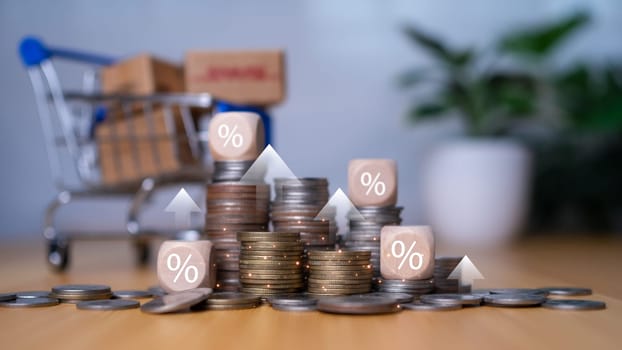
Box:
left=0, top=237, right=620, bottom=350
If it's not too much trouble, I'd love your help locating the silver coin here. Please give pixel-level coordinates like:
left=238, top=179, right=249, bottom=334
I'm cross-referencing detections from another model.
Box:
left=317, top=295, right=401, bottom=315
left=113, top=290, right=153, bottom=299
left=77, top=299, right=140, bottom=311
left=147, top=286, right=168, bottom=297
left=0, top=297, right=59, bottom=308
left=489, top=288, right=548, bottom=296
left=421, top=294, right=482, bottom=306
left=16, top=291, right=51, bottom=299
left=542, top=299, right=605, bottom=311
left=360, top=292, right=414, bottom=304
left=207, top=303, right=260, bottom=310
left=267, top=295, right=318, bottom=307
left=483, top=293, right=546, bottom=307
left=207, top=292, right=262, bottom=306
left=272, top=303, right=317, bottom=312
left=0, top=293, right=16, bottom=302
left=140, top=290, right=211, bottom=314
left=538, top=287, right=592, bottom=296
left=401, top=302, right=462, bottom=311
left=52, top=284, right=111, bottom=296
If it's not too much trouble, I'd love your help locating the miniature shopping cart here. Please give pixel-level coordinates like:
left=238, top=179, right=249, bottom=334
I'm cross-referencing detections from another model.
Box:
left=19, top=37, right=271, bottom=272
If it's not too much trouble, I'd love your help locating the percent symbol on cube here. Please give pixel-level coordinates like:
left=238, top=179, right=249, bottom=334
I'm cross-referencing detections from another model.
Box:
left=360, top=171, right=386, bottom=196
left=217, top=124, right=244, bottom=148
left=166, top=252, right=199, bottom=284
left=391, top=240, right=424, bottom=271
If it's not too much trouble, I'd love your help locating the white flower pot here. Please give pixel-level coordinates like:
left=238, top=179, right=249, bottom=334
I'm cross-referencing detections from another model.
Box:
left=422, top=139, right=531, bottom=247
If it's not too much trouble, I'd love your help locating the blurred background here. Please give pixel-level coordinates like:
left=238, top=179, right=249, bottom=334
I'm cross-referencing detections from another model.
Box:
left=1, top=0, right=621, bottom=243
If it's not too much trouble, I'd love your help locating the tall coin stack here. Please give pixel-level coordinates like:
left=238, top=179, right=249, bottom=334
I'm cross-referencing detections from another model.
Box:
left=206, top=112, right=267, bottom=291
left=344, top=206, right=403, bottom=276
left=306, top=250, right=373, bottom=296
left=271, top=178, right=337, bottom=248
left=237, top=231, right=305, bottom=296
left=434, top=257, right=466, bottom=293
left=205, top=184, right=270, bottom=291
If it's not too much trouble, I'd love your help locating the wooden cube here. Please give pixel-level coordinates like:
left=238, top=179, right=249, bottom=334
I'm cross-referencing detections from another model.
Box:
left=208, top=112, right=264, bottom=161
left=381, top=226, right=434, bottom=280
left=348, top=159, right=397, bottom=207
left=157, top=240, right=217, bottom=293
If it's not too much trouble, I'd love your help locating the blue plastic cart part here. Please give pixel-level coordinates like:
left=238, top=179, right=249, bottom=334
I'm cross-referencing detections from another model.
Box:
left=19, top=36, right=116, bottom=67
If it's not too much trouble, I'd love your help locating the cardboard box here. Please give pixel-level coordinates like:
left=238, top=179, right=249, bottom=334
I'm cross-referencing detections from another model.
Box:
left=96, top=108, right=196, bottom=185
left=101, top=54, right=184, bottom=95
left=185, top=50, right=285, bottom=106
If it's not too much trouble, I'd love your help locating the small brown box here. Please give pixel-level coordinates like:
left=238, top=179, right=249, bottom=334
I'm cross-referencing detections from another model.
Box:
left=381, top=226, right=435, bottom=280
left=96, top=107, right=196, bottom=185
left=185, top=50, right=285, bottom=106
left=101, top=54, right=184, bottom=95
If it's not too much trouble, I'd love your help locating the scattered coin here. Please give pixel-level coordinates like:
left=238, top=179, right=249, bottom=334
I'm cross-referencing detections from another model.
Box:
left=0, top=293, right=16, bottom=302
left=421, top=293, right=482, bottom=306
left=272, top=303, right=317, bottom=312
left=147, top=286, right=167, bottom=297
left=16, top=291, right=51, bottom=299
left=113, top=290, right=153, bottom=299
left=51, top=284, right=111, bottom=295
left=538, top=287, right=592, bottom=296
left=489, top=288, right=549, bottom=296
left=267, top=295, right=318, bottom=307
left=77, top=299, right=140, bottom=311
left=141, top=289, right=211, bottom=314
left=483, top=293, right=546, bottom=307
left=317, top=294, right=402, bottom=315
left=0, top=297, right=59, bottom=308
left=542, top=299, right=606, bottom=311
left=50, top=284, right=113, bottom=302
left=401, top=301, right=462, bottom=311
left=363, top=292, right=414, bottom=304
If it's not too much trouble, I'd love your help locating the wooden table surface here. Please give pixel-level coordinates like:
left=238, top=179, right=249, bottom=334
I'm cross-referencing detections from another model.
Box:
left=0, top=236, right=620, bottom=350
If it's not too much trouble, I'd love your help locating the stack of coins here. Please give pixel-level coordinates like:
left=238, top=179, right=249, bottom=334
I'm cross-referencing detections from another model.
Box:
left=203, top=292, right=262, bottom=310
left=434, top=257, right=465, bottom=293
left=50, top=284, right=113, bottom=303
left=344, top=206, right=403, bottom=275
left=237, top=231, right=305, bottom=296
left=306, top=250, right=373, bottom=295
left=212, top=160, right=254, bottom=183
left=271, top=178, right=337, bottom=247
left=205, top=183, right=271, bottom=291
left=373, top=277, right=435, bottom=296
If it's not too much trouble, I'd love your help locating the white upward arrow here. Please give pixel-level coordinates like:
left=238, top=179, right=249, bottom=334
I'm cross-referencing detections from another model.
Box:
left=448, top=255, right=484, bottom=288
left=165, top=188, right=202, bottom=228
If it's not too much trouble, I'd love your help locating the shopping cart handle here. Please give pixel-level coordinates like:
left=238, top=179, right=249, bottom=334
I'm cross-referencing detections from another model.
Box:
left=19, top=36, right=116, bottom=67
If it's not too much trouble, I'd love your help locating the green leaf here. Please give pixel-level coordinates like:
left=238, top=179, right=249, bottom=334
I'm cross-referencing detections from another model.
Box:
left=499, top=11, right=590, bottom=58
left=397, top=68, right=429, bottom=88
left=403, top=25, right=462, bottom=66
left=408, top=102, right=450, bottom=123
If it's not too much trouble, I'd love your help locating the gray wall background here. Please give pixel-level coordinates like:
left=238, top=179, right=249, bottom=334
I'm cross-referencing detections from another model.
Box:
left=1, top=0, right=620, bottom=239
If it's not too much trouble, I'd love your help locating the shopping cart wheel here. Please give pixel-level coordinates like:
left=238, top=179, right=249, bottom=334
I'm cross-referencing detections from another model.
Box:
left=134, top=240, right=150, bottom=266
left=47, top=238, right=70, bottom=271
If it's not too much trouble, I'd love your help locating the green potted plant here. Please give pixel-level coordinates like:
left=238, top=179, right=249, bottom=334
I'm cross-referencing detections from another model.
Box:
left=399, top=12, right=589, bottom=246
